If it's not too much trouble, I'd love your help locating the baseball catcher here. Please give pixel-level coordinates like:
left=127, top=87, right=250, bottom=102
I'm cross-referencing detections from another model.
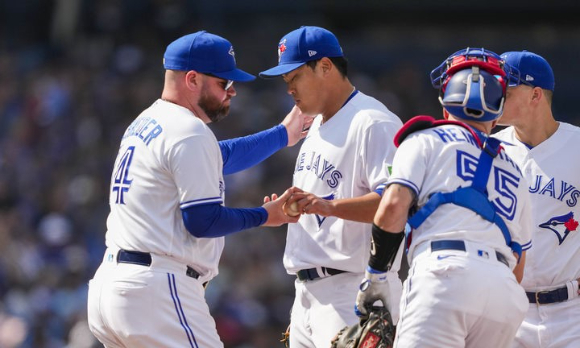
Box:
left=352, top=48, right=532, bottom=347
left=331, top=306, right=395, bottom=348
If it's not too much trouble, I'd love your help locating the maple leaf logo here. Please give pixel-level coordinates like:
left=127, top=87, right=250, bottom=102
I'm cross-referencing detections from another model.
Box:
left=565, top=217, right=579, bottom=232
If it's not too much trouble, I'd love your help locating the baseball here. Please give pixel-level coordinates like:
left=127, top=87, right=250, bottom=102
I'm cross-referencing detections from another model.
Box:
left=283, top=201, right=301, bottom=217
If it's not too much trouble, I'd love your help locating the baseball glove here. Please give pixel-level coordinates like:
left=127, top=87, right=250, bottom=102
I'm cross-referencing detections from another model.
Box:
left=331, top=306, right=395, bottom=348
left=280, top=324, right=290, bottom=347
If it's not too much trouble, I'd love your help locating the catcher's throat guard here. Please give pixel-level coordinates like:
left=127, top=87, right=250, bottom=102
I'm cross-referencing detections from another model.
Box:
left=331, top=306, right=395, bottom=348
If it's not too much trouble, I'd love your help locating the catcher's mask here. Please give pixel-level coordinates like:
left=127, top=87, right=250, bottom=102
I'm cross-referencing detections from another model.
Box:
left=430, top=47, right=514, bottom=122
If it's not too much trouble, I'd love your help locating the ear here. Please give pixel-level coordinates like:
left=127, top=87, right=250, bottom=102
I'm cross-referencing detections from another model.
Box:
left=531, top=87, right=542, bottom=102
left=318, top=57, right=333, bottom=75
left=184, top=70, right=201, bottom=91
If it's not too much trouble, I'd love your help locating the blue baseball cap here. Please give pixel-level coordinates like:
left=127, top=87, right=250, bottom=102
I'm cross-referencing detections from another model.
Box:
left=259, top=26, right=344, bottom=78
left=501, top=50, right=554, bottom=91
left=163, top=31, right=255, bottom=82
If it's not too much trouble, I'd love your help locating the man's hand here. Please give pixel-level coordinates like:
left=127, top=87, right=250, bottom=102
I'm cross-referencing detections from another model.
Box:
left=355, top=267, right=392, bottom=319
left=262, top=187, right=301, bottom=226
left=282, top=105, right=315, bottom=147
left=284, top=190, right=334, bottom=216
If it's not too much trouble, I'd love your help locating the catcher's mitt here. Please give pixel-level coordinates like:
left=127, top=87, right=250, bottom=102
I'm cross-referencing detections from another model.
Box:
left=331, top=306, right=395, bottom=348
left=280, top=324, right=290, bottom=347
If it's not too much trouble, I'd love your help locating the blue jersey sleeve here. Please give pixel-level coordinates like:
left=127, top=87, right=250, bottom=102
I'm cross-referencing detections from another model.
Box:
left=181, top=203, right=268, bottom=238
left=219, top=124, right=288, bottom=175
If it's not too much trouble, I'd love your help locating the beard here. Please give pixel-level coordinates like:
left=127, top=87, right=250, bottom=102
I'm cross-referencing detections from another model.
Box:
left=198, top=88, right=230, bottom=123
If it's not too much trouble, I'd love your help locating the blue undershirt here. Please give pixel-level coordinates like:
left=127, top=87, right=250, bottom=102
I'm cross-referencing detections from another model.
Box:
left=182, top=124, right=288, bottom=238
left=182, top=204, right=268, bottom=238
left=220, top=124, right=288, bottom=174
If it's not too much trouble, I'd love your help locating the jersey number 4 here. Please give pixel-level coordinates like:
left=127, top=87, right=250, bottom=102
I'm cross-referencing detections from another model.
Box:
left=112, top=146, right=135, bottom=204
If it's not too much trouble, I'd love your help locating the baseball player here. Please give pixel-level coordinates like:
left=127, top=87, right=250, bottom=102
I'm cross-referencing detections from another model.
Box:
left=86, top=31, right=310, bottom=348
left=355, top=48, right=533, bottom=347
left=259, top=26, right=404, bottom=348
left=494, top=50, right=580, bottom=348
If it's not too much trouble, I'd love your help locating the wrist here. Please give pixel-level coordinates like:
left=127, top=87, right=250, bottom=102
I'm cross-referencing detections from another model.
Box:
left=276, top=123, right=289, bottom=147
left=368, top=224, right=404, bottom=272
left=364, top=266, right=389, bottom=283
left=366, top=266, right=388, bottom=274
left=257, top=207, right=268, bottom=226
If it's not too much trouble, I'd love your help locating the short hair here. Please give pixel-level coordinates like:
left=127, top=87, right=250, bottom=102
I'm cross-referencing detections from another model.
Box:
left=543, top=89, right=553, bottom=105
left=306, top=56, right=348, bottom=78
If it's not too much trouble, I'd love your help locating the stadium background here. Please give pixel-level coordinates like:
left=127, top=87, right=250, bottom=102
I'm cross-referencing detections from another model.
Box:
left=0, top=1, right=578, bottom=347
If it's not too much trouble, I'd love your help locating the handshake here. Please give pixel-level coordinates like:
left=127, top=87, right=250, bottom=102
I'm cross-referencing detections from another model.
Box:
left=264, top=187, right=336, bottom=218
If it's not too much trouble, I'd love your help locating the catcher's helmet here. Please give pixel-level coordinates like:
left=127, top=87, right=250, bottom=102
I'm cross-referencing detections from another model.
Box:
left=431, top=48, right=511, bottom=122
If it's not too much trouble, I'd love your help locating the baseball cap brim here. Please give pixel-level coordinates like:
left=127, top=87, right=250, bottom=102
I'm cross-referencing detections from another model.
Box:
left=212, top=68, right=256, bottom=82
left=259, top=62, right=306, bottom=78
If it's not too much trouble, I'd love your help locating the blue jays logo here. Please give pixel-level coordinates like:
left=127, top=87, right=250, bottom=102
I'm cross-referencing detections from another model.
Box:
left=278, top=39, right=287, bottom=63
left=315, top=193, right=335, bottom=227
left=539, top=212, right=579, bottom=245
left=228, top=46, right=236, bottom=63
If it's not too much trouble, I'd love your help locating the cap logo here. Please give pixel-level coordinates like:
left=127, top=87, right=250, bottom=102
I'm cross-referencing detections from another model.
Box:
left=228, top=46, right=236, bottom=63
left=308, top=50, right=317, bottom=57
left=278, top=39, right=287, bottom=62
left=525, top=74, right=534, bottom=82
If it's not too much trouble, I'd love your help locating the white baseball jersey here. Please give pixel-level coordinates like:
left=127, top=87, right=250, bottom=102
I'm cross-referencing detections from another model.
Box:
left=494, top=122, right=580, bottom=289
left=391, top=124, right=532, bottom=266
left=89, top=99, right=229, bottom=348
left=284, top=91, right=403, bottom=274
left=285, top=91, right=403, bottom=348
left=105, top=99, right=225, bottom=282
left=389, top=122, right=533, bottom=347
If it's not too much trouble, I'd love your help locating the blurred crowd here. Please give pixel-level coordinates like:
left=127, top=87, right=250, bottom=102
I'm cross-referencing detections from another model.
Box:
left=0, top=1, right=578, bottom=347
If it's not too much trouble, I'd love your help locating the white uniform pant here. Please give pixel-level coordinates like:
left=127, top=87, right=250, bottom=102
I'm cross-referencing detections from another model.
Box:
left=395, top=241, right=528, bottom=348
left=87, top=248, right=221, bottom=348
left=289, top=271, right=402, bottom=348
left=513, top=295, right=580, bottom=348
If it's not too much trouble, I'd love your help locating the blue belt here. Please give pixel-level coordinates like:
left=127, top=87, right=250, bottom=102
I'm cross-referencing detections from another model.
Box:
left=117, top=249, right=201, bottom=280
left=296, top=267, right=346, bottom=281
left=526, top=287, right=568, bottom=305
left=431, top=240, right=509, bottom=267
